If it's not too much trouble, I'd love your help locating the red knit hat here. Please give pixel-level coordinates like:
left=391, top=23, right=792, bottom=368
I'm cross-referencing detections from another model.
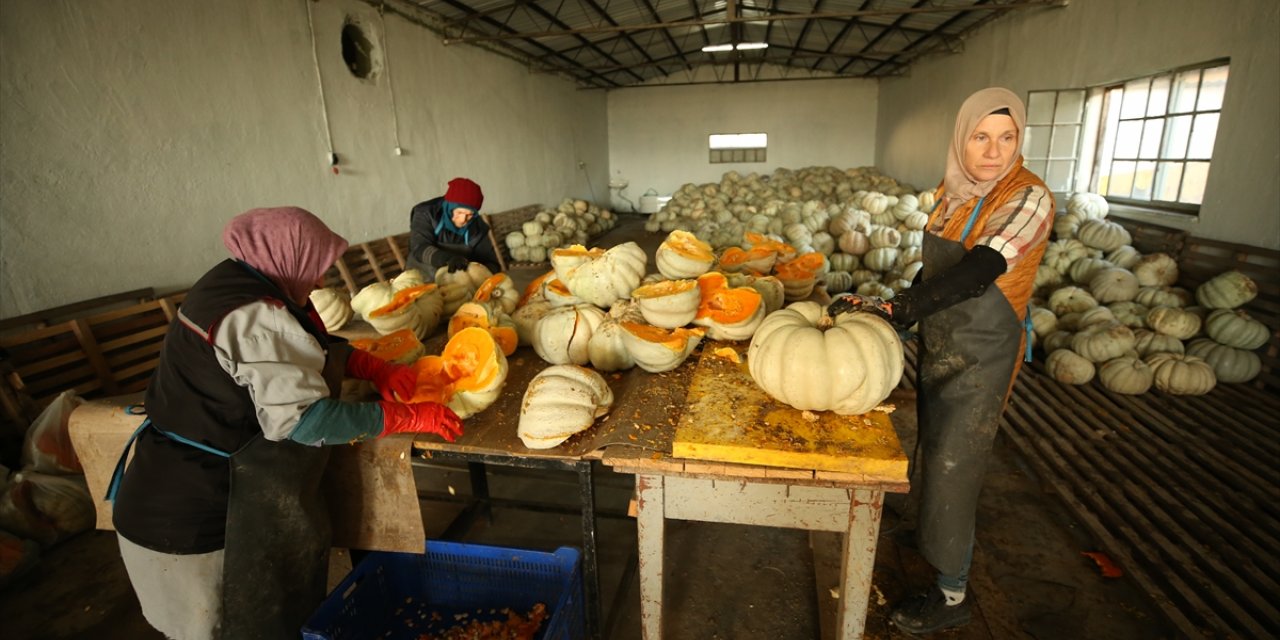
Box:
left=444, top=177, right=484, bottom=211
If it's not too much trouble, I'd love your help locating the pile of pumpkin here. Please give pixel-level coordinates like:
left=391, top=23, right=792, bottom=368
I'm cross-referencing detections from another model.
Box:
left=647, top=166, right=936, bottom=301
left=307, top=227, right=905, bottom=448
left=502, top=198, right=618, bottom=264
left=1029, top=192, right=1270, bottom=395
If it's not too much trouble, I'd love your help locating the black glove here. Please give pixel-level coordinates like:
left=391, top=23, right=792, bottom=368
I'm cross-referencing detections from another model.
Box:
left=827, top=294, right=893, bottom=322
left=445, top=256, right=469, bottom=273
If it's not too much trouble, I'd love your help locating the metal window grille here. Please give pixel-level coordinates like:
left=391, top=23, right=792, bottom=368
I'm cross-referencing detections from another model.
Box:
left=709, top=133, right=767, bottom=164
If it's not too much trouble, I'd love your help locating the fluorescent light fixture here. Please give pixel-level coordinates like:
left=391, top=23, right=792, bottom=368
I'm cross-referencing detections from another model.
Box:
left=701, top=44, right=734, bottom=52
left=735, top=42, right=769, bottom=50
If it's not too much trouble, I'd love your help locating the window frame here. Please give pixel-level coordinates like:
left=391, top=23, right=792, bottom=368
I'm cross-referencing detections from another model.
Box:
left=708, top=132, right=768, bottom=164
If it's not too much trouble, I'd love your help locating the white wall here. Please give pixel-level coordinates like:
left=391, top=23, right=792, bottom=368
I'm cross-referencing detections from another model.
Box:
left=875, top=0, right=1280, bottom=249
left=0, top=0, right=608, bottom=316
left=607, top=75, right=879, bottom=211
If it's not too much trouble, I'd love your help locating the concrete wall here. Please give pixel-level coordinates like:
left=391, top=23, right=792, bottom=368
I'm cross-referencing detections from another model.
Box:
left=0, top=0, right=608, bottom=316
left=876, top=0, right=1280, bottom=249
left=607, top=75, right=879, bottom=211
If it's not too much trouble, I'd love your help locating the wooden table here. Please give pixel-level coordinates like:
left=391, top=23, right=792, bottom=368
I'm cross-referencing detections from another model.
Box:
left=601, top=343, right=910, bottom=640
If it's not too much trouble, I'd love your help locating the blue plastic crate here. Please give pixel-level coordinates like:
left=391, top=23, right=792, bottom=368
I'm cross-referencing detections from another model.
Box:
left=302, top=541, right=584, bottom=640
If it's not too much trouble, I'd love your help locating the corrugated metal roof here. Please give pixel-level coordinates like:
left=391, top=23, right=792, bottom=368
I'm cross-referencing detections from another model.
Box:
left=391, top=0, right=1064, bottom=87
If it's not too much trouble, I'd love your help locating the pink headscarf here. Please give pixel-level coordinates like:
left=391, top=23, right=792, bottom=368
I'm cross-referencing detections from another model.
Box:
left=942, top=87, right=1027, bottom=212
left=222, top=207, right=348, bottom=305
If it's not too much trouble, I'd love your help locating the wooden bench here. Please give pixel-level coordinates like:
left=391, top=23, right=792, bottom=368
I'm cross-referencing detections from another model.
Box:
left=957, top=218, right=1280, bottom=638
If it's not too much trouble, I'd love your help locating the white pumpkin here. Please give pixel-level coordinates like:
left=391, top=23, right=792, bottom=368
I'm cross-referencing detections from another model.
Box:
left=512, top=298, right=554, bottom=346
left=1106, top=245, right=1142, bottom=269
left=587, top=320, right=637, bottom=372
left=1133, top=329, right=1185, bottom=357
left=472, top=273, right=520, bottom=315
left=1134, top=286, right=1190, bottom=309
left=864, top=247, right=899, bottom=272
left=823, top=271, right=854, bottom=295
left=1145, top=306, right=1200, bottom=340
left=828, top=252, right=858, bottom=273
left=1030, top=306, right=1058, bottom=338
left=747, top=301, right=903, bottom=415
left=1053, top=212, right=1084, bottom=240
left=1185, top=338, right=1262, bottom=383
left=1131, top=253, right=1179, bottom=287
left=517, top=365, right=614, bottom=449
left=1042, top=331, right=1075, bottom=353
left=533, top=304, right=607, bottom=365
left=1204, top=309, right=1270, bottom=350
left=1107, top=301, right=1149, bottom=329
left=1196, top=271, right=1259, bottom=309
left=857, top=281, right=895, bottom=300
left=1145, top=353, right=1216, bottom=395
left=1098, top=357, right=1154, bottom=395
left=1043, top=239, right=1091, bottom=274
left=838, top=230, right=871, bottom=256
left=1071, top=322, right=1136, bottom=363
left=619, top=323, right=705, bottom=373
left=869, top=227, right=902, bottom=249
left=1076, top=219, right=1131, bottom=252
left=1066, top=192, right=1109, bottom=220
left=632, top=279, right=701, bottom=329
left=1035, top=265, right=1065, bottom=293
left=1089, top=268, right=1140, bottom=303
left=310, top=287, right=353, bottom=332
left=1077, top=307, right=1117, bottom=330
left=1048, top=286, right=1099, bottom=315
left=552, top=242, right=648, bottom=308
left=1046, top=350, right=1095, bottom=385
left=1068, top=257, right=1115, bottom=284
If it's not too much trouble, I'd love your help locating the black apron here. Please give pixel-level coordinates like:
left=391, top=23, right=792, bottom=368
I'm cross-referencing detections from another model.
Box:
left=914, top=201, right=1024, bottom=578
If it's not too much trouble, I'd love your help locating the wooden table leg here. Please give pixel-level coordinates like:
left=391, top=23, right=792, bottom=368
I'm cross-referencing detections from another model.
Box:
left=836, top=488, right=884, bottom=639
left=636, top=474, right=665, bottom=640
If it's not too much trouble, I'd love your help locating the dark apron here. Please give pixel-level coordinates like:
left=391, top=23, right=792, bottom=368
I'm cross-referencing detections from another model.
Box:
left=914, top=200, right=1023, bottom=578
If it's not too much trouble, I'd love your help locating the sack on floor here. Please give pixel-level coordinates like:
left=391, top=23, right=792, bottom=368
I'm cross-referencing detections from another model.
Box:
left=0, top=471, right=94, bottom=547
left=21, top=390, right=84, bottom=475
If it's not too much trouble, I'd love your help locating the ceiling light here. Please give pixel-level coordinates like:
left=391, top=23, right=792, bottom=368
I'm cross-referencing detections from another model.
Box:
left=701, top=44, right=734, bottom=52
left=735, top=42, right=769, bottom=50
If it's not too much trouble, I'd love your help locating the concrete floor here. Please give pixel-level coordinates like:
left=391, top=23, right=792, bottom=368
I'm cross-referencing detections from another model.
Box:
left=0, top=214, right=1175, bottom=639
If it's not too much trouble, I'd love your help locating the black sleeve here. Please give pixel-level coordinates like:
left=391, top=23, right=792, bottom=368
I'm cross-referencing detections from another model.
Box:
left=408, top=200, right=466, bottom=271
left=891, top=244, right=1006, bottom=326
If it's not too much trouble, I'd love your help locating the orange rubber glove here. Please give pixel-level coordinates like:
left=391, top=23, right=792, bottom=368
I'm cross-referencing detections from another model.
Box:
left=347, top=348, right=418, bottom=402
left=378, top=401, right=464, bottom=442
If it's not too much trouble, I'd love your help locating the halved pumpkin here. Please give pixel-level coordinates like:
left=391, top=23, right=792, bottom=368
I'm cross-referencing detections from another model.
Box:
left=367, top=284, right=438, bottom=318
left=618, top=322, right=705, bottom=373
left=518, top=270, right=556, bottom=307
left=402, top=326, right=508, bottom=418
left=473, top=273, right=519, bottom=315
left=773, top=252, right=826, bottom=279
left=656, top=230, right=715, bottom=279
left=744, top=232, right=798, bottom=261
left=718, top=246, right=777, bottom=274
left=693, top=272, right=765, bottom=341
left=349, top=328, right=426, bottom=365
left=632, top=279, right=700, bottom=329
left=448, top=301, right=519, bottom=356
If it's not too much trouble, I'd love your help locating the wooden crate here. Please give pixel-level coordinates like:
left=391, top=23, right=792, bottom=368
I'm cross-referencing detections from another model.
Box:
left=483, top=204, right=543, bottom=268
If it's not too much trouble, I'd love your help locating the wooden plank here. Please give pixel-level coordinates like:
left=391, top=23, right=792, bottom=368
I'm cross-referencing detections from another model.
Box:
left=1017, top=376, right=1279, bottom=629
left=385, top=236, right=407, bottom=270
left=671, top=342, right=908, bottom=480
left=70, top=319, right=119, bottom=396
left=0, top=288, right=155, bottom=333
left=660, top=475, right=852, bottom=532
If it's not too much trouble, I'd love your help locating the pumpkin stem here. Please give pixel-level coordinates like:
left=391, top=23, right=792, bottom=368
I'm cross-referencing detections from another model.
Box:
left=817, top=315, right=834, bottom=330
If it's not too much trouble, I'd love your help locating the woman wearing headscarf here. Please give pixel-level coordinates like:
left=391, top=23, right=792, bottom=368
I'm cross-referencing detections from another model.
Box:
left=830, top=88, right=1054, bottom=634
left=407, top=177, right=502, bottom=277
left=109, top=207, right=464, bottom=639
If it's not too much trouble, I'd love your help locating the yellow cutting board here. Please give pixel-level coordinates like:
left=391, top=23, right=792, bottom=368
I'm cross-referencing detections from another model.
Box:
left=672, top=342, right=909, bottom=479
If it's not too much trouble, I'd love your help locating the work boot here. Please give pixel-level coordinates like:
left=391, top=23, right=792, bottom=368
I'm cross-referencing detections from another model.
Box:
left=890, top=586, right=972, bottom=634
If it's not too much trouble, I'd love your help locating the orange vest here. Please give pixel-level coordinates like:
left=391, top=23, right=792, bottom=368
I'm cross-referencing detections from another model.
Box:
left=925, top=161, right=1054, bottom=322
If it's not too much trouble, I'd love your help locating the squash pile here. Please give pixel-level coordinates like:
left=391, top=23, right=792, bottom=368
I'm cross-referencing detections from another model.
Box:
left=1030, top=192, right=1271, bottom=394
left=503, top=198, right=618, bottom=263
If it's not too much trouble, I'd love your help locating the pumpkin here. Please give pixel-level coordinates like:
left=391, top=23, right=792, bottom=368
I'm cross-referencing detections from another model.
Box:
left=435, top=262, right=494, bottom=289
left=533, top=304, right=607, bottom=365
left=350, top=281, right=394, bottom=319
left=1048, top=286, right=1098, bottom=315
left=1089, top=268, right=1139, bottom=303
left=1035, top=264, right=1065, bottom=293
left=1043, top=239, right=1091, bottom=273
left=310, top=287, right=353, bottom=332
left=518, top=270, right=556, bottom=307
left=1133, top=329, right=1185, bottom=357
left=718, top=245, right=777, bottom=273
left=1053, top=212, right=1083, bottom=240
left=587, top=320, right=636, bottom=372
left=1029, top=307, right=1058, bottom=338
left=918, top=190, right=937, bottom=212
left=1066, top=192, right=1109, bottom=220
left=1145, top=353, right=1216, bottom=396
left=1134, top=286, right=1190, bottom=309
left=828, top=253, right=858, bottom=273
left=747, top=300, right=903, bottom=415
left=1076, top=219, right=1131, bottom=251
left=837, top=230, right=871, bottom=256
left=1204, top=309, right=1270, bottom=350
left=1131, top=253, right=1179, bottom=287
left=902, top=211, right=929, bottom=231
left=1068, top=257, right=1115, bottom=284
left=1185, top=338, right=1262, bottom=383
left=656, top=230, right=716, bottom=279
left=744, top=232, right=798, bottom=262
left=512, top=299, right=554, bottom=346
left=1196, top=271, right=1258, bottom=309
left=404, top=327, right=508, bottom=418
left=692, top=272, right=766, bottom=341
left=1071, top=321, right=1136, bottom=363
left=349, top=328, right=426, bottom=365
left=552, top=243, right=647, bottom=308
left=1107, top=301, right=1149, bottom=329
left=1106, top=245, right=1142, bottom=269
left=1042, top=330, right=1075, bottom=353
left=775, top=252, right=826, bottom=301
left=447, top=301, right=519, bottom=356
left=632, top=279, right=701, bottom=329
left=824, top=271, right=854, bottom=295
left=1098, top=357, right=1154, bottom=394
left=1077, top=307, right=1117, bottom=329
left=1046, top=349, right=1095, bottom=385
left=727, top=273, right=786, bottom=314
left=863, top=247, right=899, bottom=272
left=517, top=365, right=614, bottom=450
left=472, top=273, right=520, bottom=315
left=619, top=322, right=705, bottom=373
left=869, top=227, right=902, bottom=249
left=857, top=281, right=895, bottom=299
left=1144, top=306, right=1199, bottom=340
left=392, top=269, right=427, bottom=289
left=354, top=282, right=443, bottom=338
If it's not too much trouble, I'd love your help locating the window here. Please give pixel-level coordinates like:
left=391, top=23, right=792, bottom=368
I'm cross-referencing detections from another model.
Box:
left=1024, top=60, right=1229, bottom=216
left=709, top=133, right=767, bottom=164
